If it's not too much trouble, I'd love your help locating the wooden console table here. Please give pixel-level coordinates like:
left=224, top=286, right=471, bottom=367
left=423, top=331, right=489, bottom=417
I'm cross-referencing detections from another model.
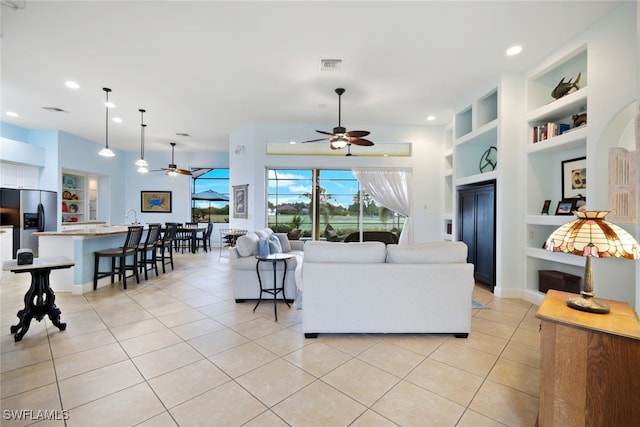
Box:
left=535, top=290, right=640, bottom=427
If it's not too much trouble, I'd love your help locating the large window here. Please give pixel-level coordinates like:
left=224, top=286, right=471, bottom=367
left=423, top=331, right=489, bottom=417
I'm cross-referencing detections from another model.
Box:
left=191, top=168, right=229, bottom=223
left=267, top=169, right=404, bottom=239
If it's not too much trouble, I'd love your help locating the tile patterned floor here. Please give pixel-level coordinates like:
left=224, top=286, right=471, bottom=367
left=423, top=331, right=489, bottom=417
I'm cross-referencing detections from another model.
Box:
left=0, top=249, right=540, bottom=426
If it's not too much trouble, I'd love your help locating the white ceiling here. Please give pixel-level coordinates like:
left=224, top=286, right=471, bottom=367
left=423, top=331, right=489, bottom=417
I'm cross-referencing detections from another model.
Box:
left=1, top=0, right=623, bottom=154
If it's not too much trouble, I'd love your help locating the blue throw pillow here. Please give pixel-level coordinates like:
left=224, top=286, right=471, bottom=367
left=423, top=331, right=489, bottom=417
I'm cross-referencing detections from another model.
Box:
left=257, top=238, right=270, bottom=257
left=268, top=235, right=282, bottom=253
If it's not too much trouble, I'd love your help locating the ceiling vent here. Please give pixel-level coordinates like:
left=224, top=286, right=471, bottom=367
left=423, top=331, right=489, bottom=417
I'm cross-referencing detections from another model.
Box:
left=42, top=107, right=68, bottom=113
left=320, top=59, right=342, bottom=71
left=176, top=132, right=190, bottom=137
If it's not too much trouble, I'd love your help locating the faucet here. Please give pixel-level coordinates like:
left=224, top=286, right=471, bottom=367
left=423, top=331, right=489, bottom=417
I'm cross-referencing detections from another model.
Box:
left=125, top=208, right=138, bottom=225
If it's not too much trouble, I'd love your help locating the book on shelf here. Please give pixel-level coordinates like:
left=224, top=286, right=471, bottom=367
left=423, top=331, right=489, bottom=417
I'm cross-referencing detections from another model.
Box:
left=532, top=122, right=571, bottom=143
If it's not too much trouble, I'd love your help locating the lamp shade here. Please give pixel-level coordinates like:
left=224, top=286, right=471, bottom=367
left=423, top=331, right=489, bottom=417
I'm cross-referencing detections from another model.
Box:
left=545, top=210, right=640, bottom=259
left=544, top=210, right=640, bottom=314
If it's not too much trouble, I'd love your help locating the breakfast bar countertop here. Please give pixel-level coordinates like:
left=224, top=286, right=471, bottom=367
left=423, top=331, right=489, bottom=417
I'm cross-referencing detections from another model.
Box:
left=34, top=225, right=134, bottom=237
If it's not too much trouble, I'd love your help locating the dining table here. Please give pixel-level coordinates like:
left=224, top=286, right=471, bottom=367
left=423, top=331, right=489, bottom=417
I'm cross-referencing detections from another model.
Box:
left=176, top=224, right=207, bottom=253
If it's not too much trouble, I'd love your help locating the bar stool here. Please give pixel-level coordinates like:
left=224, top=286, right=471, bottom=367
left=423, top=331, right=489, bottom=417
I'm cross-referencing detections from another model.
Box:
left=93, top=225, right=144, bottom=290
left=157, top=223, right=178, bottom=273
left=137, top=223, right=161, bottom=280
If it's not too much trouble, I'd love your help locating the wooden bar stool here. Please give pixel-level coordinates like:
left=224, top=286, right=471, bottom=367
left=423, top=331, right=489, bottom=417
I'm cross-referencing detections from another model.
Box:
left=157, top=223, right=178, bottom=273
left=93, top=226, right=144, bottom=290
left=137, top=223, right=161, bottom=280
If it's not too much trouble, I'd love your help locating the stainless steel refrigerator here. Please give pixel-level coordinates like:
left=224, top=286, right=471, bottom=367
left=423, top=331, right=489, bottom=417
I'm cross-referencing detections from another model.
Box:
left=0, top=188, right=57, bottom=258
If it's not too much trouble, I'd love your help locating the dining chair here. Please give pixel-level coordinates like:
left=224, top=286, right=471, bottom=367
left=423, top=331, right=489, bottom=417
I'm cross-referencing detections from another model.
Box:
left=93, top=225, right=144, bottom=290
left=137, top=223, right=161, bottom=280
left=197, top=223, right=214, bottom=252
left=175, top=223, right=195, bottom=254
left=158, top=222, right=178, bottom=273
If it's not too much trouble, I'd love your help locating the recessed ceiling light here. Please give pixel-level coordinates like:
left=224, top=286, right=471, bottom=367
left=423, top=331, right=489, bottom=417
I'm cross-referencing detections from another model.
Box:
left=105, top=101, right=115, bottom=108
left=6, top=111, right=18, bottom=117
left=65, top=81, right=79, bottom=89
left=506, top=45, right=522, bottom=56
left=427, top=115, right=436, bottom=121
left=112, top=117, right=122, bottom=123
left=290, top=141, right=297, bottom=145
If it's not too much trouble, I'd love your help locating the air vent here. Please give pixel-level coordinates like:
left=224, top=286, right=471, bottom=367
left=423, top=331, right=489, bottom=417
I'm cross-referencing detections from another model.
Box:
left=320, top=59, right=342, bottom=71
left=42, top=107, right=68, bottom=113
left=176, top=132, right=190, bottom=137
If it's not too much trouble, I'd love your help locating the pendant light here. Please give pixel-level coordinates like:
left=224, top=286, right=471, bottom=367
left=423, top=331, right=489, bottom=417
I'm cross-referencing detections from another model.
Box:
left=135, top=108, right=148, bottom=173
left=98, top=87, right=115, bottom=157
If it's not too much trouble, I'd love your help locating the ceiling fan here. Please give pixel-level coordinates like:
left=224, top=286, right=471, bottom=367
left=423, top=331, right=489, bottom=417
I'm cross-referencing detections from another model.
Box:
left=161, top=142, right=192, bottom=176
left=302, top=88, right=374, bottom=150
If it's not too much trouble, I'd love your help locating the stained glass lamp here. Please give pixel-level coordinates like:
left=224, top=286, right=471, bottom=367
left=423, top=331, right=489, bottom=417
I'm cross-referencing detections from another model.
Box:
left=544, top=210, right=640, bottom=314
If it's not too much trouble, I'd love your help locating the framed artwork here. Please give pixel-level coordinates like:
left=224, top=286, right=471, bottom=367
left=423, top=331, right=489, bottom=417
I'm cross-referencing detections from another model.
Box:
left=561, top=156, right=587, bottom=199
left=541, top=199, right=551, bottom=215
left=233, top=184, right=248, bottom=219
left=555, top=199, right=577, bottom=215
left=141, top=191, right=172, bottom=213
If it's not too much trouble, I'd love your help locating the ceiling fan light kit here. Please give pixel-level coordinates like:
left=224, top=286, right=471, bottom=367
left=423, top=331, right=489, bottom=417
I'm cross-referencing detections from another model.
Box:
left=301, top=88, right=375, bottom=156
left=98, top=87, right=115, bottom=158
left=163, top=142, right=192, bottom=176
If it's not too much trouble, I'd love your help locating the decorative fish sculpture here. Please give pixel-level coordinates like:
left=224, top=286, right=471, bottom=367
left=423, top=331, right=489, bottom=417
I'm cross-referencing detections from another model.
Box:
left=551, top=72, right=581, bottom=99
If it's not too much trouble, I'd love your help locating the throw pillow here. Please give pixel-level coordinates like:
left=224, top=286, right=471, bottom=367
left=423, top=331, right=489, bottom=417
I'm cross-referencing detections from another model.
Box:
left=268, top=234, right=283, bottom=253
left=257, top=238, right=270, bottom=257
left=236, top=233, right=259, bottom=257
left=274, top=233, right=291, bottom=252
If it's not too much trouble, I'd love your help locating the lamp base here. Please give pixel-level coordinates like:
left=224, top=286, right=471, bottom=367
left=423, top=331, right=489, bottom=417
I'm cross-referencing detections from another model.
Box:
left=566, top=293, right=610, bottom=314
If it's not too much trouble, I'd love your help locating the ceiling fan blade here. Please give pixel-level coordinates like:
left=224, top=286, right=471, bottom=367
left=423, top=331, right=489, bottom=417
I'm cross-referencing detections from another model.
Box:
left=345, top=130, right=370, bottom=138
left=301, top=137, right=329, bottom=143
left=315, top=130, right=335, bottom=136
left=349, top=138, right=374, bottom=146
left=175, top=169, right=192, bottom=176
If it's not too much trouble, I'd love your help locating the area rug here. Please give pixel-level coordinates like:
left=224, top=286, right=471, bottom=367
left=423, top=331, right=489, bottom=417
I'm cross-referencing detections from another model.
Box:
left=472, top=299, right=488, bottom=309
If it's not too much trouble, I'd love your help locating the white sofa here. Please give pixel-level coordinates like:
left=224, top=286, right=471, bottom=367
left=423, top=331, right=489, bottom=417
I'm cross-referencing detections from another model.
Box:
left=229, top=228, right=303, bottom=303
left=301, top=241, right=475, bottom=338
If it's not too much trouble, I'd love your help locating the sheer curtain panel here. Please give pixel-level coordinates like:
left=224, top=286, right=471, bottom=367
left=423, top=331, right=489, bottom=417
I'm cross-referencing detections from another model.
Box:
left=352, top=169, right=413, bottom=245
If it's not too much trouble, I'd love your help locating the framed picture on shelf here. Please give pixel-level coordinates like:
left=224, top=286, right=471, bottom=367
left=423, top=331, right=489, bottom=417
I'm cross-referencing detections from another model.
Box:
left=541, top=199, right=551, bottom=215
left=555, top=199, right=577, bottom=215
left=141, top=191, right=172, bottom=213
left=233, top=184, right=248, bottom=219
left=561, top=156, right=587, bottom=199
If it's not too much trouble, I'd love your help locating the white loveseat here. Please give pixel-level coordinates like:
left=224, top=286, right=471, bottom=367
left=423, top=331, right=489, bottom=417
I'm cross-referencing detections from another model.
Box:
left=229, top=228, right=303, bottom=303
left=301, top=241, right=474, bottom=338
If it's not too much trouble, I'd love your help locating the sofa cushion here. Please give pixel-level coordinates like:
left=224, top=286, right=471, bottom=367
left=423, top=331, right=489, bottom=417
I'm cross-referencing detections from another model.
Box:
left=236, top=233, right=259, bottom=257
left=274, top=233, right=292, bottom=253
left=304, top=241, right=387, bottom=263
left=386, top=241, right=468, bottom=264
left=255, top=228, right=273, bottom=239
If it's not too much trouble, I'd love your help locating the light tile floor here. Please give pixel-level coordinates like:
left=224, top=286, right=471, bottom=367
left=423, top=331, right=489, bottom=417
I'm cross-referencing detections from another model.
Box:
left=1, top=249, right=540, bottom=426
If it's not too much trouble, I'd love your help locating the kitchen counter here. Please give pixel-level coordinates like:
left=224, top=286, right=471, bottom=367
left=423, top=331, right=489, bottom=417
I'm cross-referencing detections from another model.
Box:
left=35, top=225, right=146, bottom=294
left=35, top=225, right=131, bottom=237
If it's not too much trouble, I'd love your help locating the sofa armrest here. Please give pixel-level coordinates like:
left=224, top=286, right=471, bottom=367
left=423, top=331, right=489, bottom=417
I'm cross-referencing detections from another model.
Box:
left=229, top=247, right=240, bottom=259
left=290, top=240, right=304, bottom=252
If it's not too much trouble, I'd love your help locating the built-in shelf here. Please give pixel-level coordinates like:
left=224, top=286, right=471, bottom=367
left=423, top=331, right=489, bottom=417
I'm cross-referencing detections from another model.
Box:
left=455, top=170, right=498, bottom=187
left=526, top=247, right=585, bottom=267
left=526, top=125, right=587, bottom=155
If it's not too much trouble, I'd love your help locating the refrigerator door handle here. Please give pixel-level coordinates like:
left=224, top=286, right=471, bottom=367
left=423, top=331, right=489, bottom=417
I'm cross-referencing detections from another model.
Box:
left=37, top=203, right=45, bottom=232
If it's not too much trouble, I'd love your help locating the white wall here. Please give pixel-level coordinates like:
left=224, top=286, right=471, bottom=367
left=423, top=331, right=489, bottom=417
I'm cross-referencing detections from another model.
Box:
left=229, top=123, right=444, bottom=243
left=121, top=149, right=229, bottom=225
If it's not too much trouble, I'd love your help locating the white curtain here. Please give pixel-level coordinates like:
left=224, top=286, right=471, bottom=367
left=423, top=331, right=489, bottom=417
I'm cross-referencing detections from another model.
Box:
left=352, top=168, right=413, bottom=245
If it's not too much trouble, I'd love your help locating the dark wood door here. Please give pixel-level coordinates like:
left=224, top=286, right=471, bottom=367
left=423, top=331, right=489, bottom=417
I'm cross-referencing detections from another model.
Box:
left=458, top=182, right=496, bottom=290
